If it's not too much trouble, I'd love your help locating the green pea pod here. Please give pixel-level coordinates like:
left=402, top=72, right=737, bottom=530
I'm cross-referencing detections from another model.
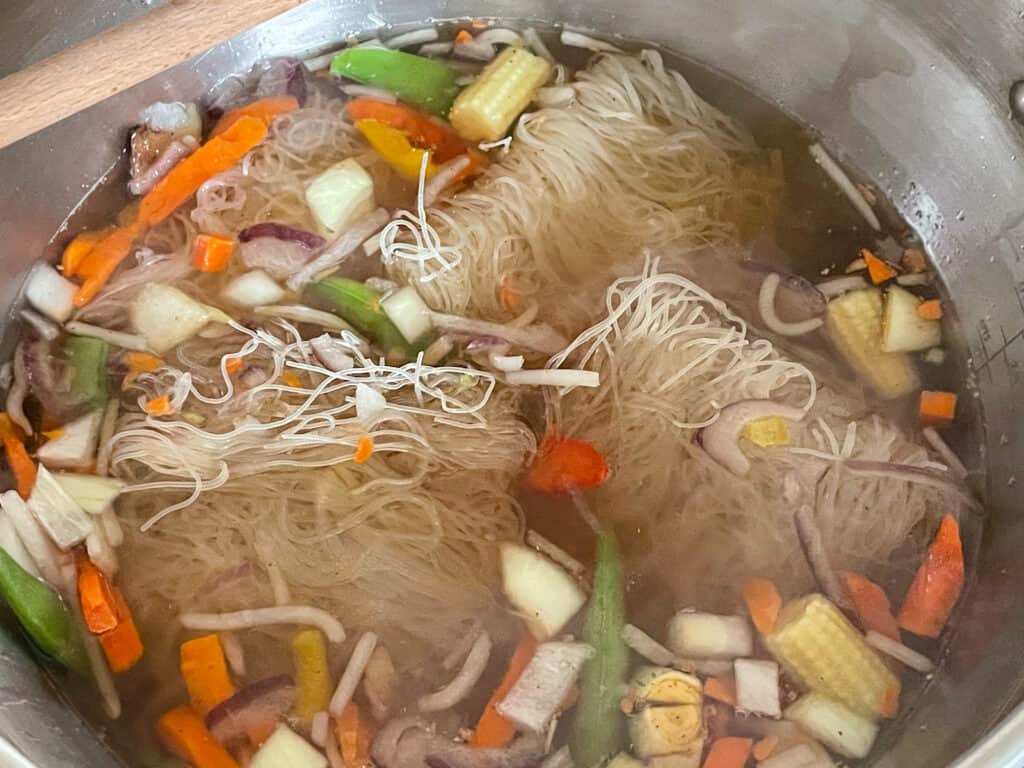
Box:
left=305, top=277, right=418, bottom=359
left=0, top=547, right=88, bottom=674
left=330, top=49, right=460, bottom=116
left=64, top=335, right=109, bottom=411
left=572, top=530, right=627, bottom=768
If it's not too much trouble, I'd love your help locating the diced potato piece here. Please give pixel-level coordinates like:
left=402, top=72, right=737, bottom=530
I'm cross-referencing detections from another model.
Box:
left=734, top=658, right=781, bottom=717
left=881, top=285, right=941, bottom=353
left=499, top=543, right=586, bottom=640
left=250, top=725, right=327, bottom=768
left=667, top=612, right=753, bottom=659
left=786, top=692, right=879, bottom=759
left=305, top=158, right=375, bottom=236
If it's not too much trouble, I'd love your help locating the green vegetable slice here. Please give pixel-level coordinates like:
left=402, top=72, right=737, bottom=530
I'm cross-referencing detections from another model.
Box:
left=64, top=335, right=109, bottom=411
left=330, top=48, right=460, bottom=116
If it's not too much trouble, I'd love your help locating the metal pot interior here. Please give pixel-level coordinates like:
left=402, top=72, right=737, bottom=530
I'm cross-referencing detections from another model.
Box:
left=1, top=0, right=1022, bottom=766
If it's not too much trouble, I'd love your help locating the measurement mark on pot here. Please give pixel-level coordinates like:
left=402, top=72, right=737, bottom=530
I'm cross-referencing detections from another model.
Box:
left=972, top=320, right=1024, bottom=384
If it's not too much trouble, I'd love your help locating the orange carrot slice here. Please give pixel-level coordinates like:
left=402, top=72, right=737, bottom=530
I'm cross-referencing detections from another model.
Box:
left=210, top=96, right=299, bottom=139
left=158, top=706, right=239, bottom=768
left=353, top=436, right=374, bottom=464
left=180, top=634, right=236, bottom=716
left=752, top=735, right=778, bottom=761
left=897, top=514, right=964, bottom=638
left=471, top=632, right=537, bottom=747
left=703, top=676, right=737, bottom=706
left=144, top=395, right=173, bottom=416
left=863, top=249, right=897, bottom=284
left=77, top=557, right=119, bottom=634
left=703, top=737, right=753, bottom=768
left=841, top=571, right=900, bottom=641
left=193, top=234, right=236, bottom=272
left=917, top=299, right=943, bottom=320
left=98, top=588, right=144, bottom=672
left=919, top=390, right=957, bottom=428
left=526, top=432, right=609, bottom=495
left=743, top=577, right=782, bottom=635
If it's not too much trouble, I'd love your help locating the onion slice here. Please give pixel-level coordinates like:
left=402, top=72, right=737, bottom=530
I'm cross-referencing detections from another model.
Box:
left=288, top=208, right=390, bottom=291
left=418, top=631, right=492, bottom=712
left=922, top=426, right=968, bottom=479
left=205, top=674, right=296, bottom=746
left=759, top=274, right=824, bottom=337
left=809, top=143, right=881, bottom=231
left=622, top=624, right=675, bottom=667
left=253, top=305, right=355, bottom=332
left=504, top=369, right=600, bottom=388
left=180, top=606, right=345, bottom=643
left=526, top=529, right=586, bottom=578
left=844, top=459, right=975, bottom=506
left=698, top=400, right=807, bottom=475
left=429, top=312, right=568, bottom=355
left=794, top=504, right=848, bottom=609
left=865, top=630, right=936, bottom=673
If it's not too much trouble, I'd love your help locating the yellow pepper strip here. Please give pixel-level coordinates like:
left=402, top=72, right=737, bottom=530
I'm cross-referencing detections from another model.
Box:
left=292, top=629, right=331, bottom=723
left=355, top=119, right=437, bottom=180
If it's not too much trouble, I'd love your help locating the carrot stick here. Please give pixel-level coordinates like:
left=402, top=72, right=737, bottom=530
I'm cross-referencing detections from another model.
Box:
left=752, top=735, right=778, bottom=761
left=863, top=249, right=897, bottom=284
left=225, top=357, right=244, bottom=376
left=98, top=588, right=144, bottom=672
left=71, top=222, right=145, bottom=307
left=471, top=632, right=537, bottom=747
left=210, top=96, right=299, bottom=139
left=743, top=577, right=782, bottom=635
left=180, top=634, right=236, bottom=716
left=898, top=514, right=964, bottom=638
left=193, top=234, right=236, bottom=272
left=703, top=675, right=737, bottom=706
left=499, top=275, right=520, bottom=311
left=702, top=737, right=752, bottom=768
left=62, top=229, right=111, bottom=275
left=125, top=351, right=163, bottom=374
left=336, top=702, right=372, bottom=768
left=144, top=395, right=173, bottom=416
left=77, top=557, right=119, bottom=634
left=526, top=432, right=609, bottom=495
left=841, top=571, right=900, bottom=641
left=2, top=432, right=36, bottom=500
left=919, top=390, right=957, bottom=428
left=158, top=705, right=240, bottom=768
left=353, top=436, right=374, bottom=464
left=917, top=299, right=943, bottom=320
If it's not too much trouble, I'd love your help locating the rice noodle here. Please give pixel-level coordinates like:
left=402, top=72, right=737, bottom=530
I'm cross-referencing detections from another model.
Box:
left=180, top=606, right=345, bottom=642
left=923, top=426, right=968, bottom=479
left=329, top=631, right=378, bottom=715
left=526, top=529, right=586, bottom=577
left=559, top=30, right=623, bottom=53
left=418, top=630, right=492, bottom=712
left=865, top=630, right=936, bottom=673
left=808, top=143, right=881, bottom=231
left=758, top=274, right=824, bottom=336
left=441, top=619, right=483, bottom=671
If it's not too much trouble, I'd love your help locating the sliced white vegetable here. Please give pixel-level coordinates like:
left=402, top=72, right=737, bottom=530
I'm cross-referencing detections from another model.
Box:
left=785, top=692, right=879, bottom=759
left=504, top=369, right=600, bottom=388
left=219, top=630, right=246, bottom=677
left=845, top=258, right=867, bottom=273
left=525, top=529, right=585, bottom=578
left=489, top=353, right=524, bottom=372
left=52, top=473, right=124, bottom=515
left=20, top=309, right=60, bottom=340
left=131, top=283, right=228, bottom=354
left=559, top=30, right=623, bottom=52
left=37, top=410, right=103, bottom=470
left=98, top=507, right=124, bottom=547
left=380, top=286, right=432, bottom=343
left=23, top=263, right=75, bottom=322
left=251, top=725, right=328, bottom=768
left=647, top=755, right=701, bottom=768
left=629, top=667, right=704, bottom=758
left=667, top=611, right=753, bottom=659
left=310, top=335, right=355, bottom=372
left=817, top=275, right=869, bottom=299
left=622, top=624, right=675, bottom=667
left=27, top=465, right=93, bottom=550
left=384, top=27, right=439, bottom=49
left=496, top=641, right=593, bottom=732
left=354, top=383, right=387, bottom=422
left=759, top=744, right=836, bottom=768
left=881, top=285, right=941, bottom=353
left=85, top=524, right=118, bottom=578
left=140, top=101, right=201, bottom=138
left=734, top=658, right=781, bottom=717
left=64, top=321, right=149, bottom=351
left=222, top=271, right=287, bottom=308
left=865, top=630, right=936, bottom=673
left=500, top=542, right=587, bottom=640
left=305, top=159, right=375, bottom=237
left=363, top=644, right=399, bottom=721
left=922, top=347, right=947, bottom=365
left=0, top=490, right=63, bottom=586
left=254, top=305, right=354, bottom=332
left=0, top=508, right=40, bottom=577
left=699, top=400, right=806, bottom=475
left=310, top=711, right=329, bottom=748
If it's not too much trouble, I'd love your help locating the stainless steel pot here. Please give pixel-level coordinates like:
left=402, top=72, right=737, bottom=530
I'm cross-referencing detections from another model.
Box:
left=1, top=1, right=1023, bottom=765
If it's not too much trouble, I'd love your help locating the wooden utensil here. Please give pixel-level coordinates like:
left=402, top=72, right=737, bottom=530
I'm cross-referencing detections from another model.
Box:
left=0, top=0, right=305, bottom=150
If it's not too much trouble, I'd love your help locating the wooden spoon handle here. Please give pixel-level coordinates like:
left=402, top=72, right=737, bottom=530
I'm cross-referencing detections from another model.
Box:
left=0, top=0, right=305, bottom=151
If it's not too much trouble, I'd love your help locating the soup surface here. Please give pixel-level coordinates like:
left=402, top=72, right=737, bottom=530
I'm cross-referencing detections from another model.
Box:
left=0, top=22, right=975, bottom=768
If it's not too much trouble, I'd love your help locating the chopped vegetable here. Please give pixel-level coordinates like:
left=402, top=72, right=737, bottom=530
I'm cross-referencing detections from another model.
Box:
left=353, top=436, right=374, bottom=464
left=0, top=490, right=62, bottom=585
left=144, top=395, right=173, bottom=416
left=64, top=335, right=110, bottom=411
left=500, top=275, right=521, bottom=310
left=363, top=644, right=398, bottom=721
left=499, top=542, right=586, bottom=640
left=702, top=737, right=752, bottom=768
left=205, top=675, right=296, bottom=747
left=703, top=676, right=737, bottom=706
left=77, top=556, right=119, bottom=633
left=355, top=119, right=437, bottom=179
left=0, top=545, right=87, bottom=672
left=496, top=641, right=593, bottom=733
left=97, top=587, right=144, bottom=671
left=158, top=705, right=240, bottom=768
left=526, top=432, right=608, bottom=494
left=667, top=612, right=753, bottom=660
left=62, top=229, right=109, bottom=275
left=897, top=513, right=964, bottom=638
left=743, top=416, right=790, bottom=447
left=194, top=234, right=237, bottom=272
left=621, top=623, right=676, bottom=667
left=53, top=473, right=124, bottom=515
left=68, top=223, right=144, bottom=307
left=733, top=659, right=781, bottom=717
left=862, top=249, right=897, bottom=285
left=251, top=725, right=328, bottom=768
left=628, top=667, right=704, bottom=759
left=840, top=572, right=900, bottom=641
left=902, top=248, right=928, bottom=273
left=881, top=285, right=942, bottom=353
left=0, top=508, right=38, bottom=577
left=917, top=299, right=943, bottom=320
left=306, top=278, right=415, bottom=357
left=36, top=410, right=103, bottom=470
left=330, top=49, right=460, bottom=116
left=743, top=578, right=782, bottom=635
left=305, top=159, right=376, bottom=235
left=380, top=286, right=433, bottom=343
left=764, top=593, right=899, bottom=718
left=293, top=629, right=331, bottom=724
left=752, top=736, right=779, bottom=762
left=865, top=630, right=936, bottom=674
left=607, top=753, right=646, bottom=768
left=131, top=283, right=229, bottom=354
left=27, top=465, right=93, bottom=550
left=23, top=263, right=75, bottom=322
left=1, top=416, right=36, bottom=499
left=210, top=96, right=300, bottom=138
left=785, top=692, right=879, bottom=759
left=698, top=400, right=805, bottom=475
left=222, top=271, right=287, bottom=308
left=181, top=634, right=237, bottom=716
left=572, top=531, right=627, bottom=767
left=449, top=47, right=551, bottom=141
left=336, top=702, right=372, bottom=767
left=918, top=390, right=958, bottom=428
left=345, top=98, right=474, bottom=164
left=758, top=744, right=834, bottom=768
left=472, top=631, right=537, bottom=746
left=825, top=288, right=919, bottom=399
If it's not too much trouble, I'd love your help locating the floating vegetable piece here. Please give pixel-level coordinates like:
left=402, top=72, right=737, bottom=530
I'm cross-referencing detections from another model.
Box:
left=193, top=234, right=237, bottom=273
left=305, top=277, right=414, bottom=357
left=98, top=587, right=143, bottom=672
left=222, top=271, right=286, bottom=308
left=897, top=513, right=964, bottom=638
left=77, top=557, right=119, bottom=634
left=158, top=705, right=240, bottom=768
left=305, top=158, right=376, bottom=235
left=699, top=400, right=805, bottom=475
left=0, top=414, right=36, bottom=499
left=527, top=432, right=608, bottom=494
left=205, top=675, right=297, bottom=747
left=743, top=578, right=782, bottom=635
left=346, top=98, right=467, bottom=160
left=703, top=737, right=753, bottom=768
left=472, top=631, right=538, bottom=747
left=181, top=634, right=237, bottom=716
left=0, top=545, right=87, bottom=672
left=210, top=96, right=300, bottom=139
left=330, top=48, right=460, bottom=116
left=733, top=659, right=781, bottom=717
left=743, top=416, right=790, bottom=447
left=862, top=249, right=897, bottom=285
left=572, top=530, right=627, bottom=768
left=785, top=692, right=878, bottom=759
left=667, top=612, right=753, bottom=660
left=144, top=395, right=173, bottom=416
left=450, top=47, right=551, bottom=141
left=27, top=465, right=93, bottom=550
left=70, top=223, right=144, bottom=307
left=840, top=572, right=900, bottom=641
left=703, top=676, right=737, bottom=706
left=380, top=286, right=433, bottom=343
left=250, top=724, right=327, bottom=768
left=23, top=263, right=76, bottom=322
left=628, top=666, right=704, bottom=759
left=499, top=543, right=586, bottom=640
left=917, top=299, right=943, bottom=320
left=64, top=335, right=110, bottom=412
left=918, top=390, right=957, bottom=428
left=764, top=593, right=899, bottom=719
left=881, top=285, right=941, bottom=353
left=356, top=119, right=437, bottom=179
left=131, top=283, right=229, bottom=354
left=336, top=702, right=372, bottom=767
left=293, top=629, right=331, bottom=724
left=496, top=641, right=593, bottom=733
left=62, top=230, right=109, bottom=276
left=37, top=410, right=103, bottom=470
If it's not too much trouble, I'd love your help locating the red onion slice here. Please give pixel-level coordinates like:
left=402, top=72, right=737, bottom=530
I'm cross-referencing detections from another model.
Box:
left=238, top=223, right=326, bottom=249
left=205, top=674, right=296, bottom=746
left=844, top=460, right=976, bottom=507
left=698, top=400, right=807, bottom=475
